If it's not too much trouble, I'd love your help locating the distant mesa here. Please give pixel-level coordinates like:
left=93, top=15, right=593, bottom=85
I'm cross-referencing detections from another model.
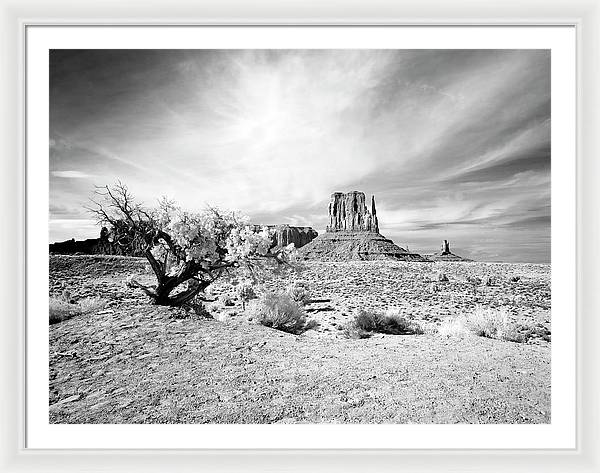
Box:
left=426, top=240, right=472, bottom=262
left=50, top=223, right=318, bottom=256
left=300, top=191, right=427, bottom=262
left=251, top=224, right=318, bottom=249
left=49, top=226, right=147, bottom=256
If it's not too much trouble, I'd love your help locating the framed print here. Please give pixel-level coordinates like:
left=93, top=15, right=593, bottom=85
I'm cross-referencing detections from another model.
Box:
left=1, top=0, right=599, bottom=472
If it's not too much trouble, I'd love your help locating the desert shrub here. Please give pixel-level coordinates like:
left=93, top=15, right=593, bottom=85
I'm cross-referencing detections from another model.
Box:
left=353, top=310, right=383, bottom=332
left=510, top=276, right=521, bottom=283
left=500, top=322, right=550, bottom=343
left=342, top=323, right=372, bottom=339
left=49, top=297, right=80, bottom=324
left=287, top=281, right=311, bottom=306
left=499, top=324, right=529, bottom=343
left=178, top=298, right=211, bottom=318
left=124, top=274, right=138, bottom=288
left=454, top=306, right=541, bottom=344
left=437, top=272, right=449, bottom=282
left=465, top=306, right=508, bottom=338
left=249, top=291, right=308, bottom=334
left=218, top=293, right=235, bottom=307
left=466, top=276, right=482, bottom=286
left=430, top=283, right=440, bottom=293
left=78, top=296, right=107, bottom=313
left=435, top=308, right=546, bottom=344
left=61, top=289, right=75, bottom=303
left=49, top=295, right=107, bottom=324
left=485, top=276, right=495, bottom=286
left=528, top=325, right=551, bottom=342
left=304, top=319, right=319, bottom=330
left=236, top=282, right=256, bottom=310
left=352, top=309, right=424, bottom=335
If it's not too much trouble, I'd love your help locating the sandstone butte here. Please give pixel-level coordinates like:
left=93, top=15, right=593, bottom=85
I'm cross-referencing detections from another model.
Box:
left=299, top=191, right=427, bottom=262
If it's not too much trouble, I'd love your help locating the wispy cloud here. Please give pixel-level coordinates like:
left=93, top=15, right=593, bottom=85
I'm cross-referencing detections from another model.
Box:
left=52, top=170, right=94, bottom=179
left=49, top=49, right=550, bottom=262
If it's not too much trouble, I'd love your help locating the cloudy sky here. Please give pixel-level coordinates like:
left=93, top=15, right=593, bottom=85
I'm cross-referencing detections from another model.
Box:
left=50, top=49, right=550, bottom=263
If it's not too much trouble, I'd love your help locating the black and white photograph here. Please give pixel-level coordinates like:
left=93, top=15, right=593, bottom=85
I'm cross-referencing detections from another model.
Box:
left=48, top=49, right=551, bottom=425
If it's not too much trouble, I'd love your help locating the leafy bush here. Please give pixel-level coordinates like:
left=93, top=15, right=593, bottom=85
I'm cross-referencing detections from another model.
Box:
left=286, top=281, right=311, bottom=306
left=351, top=309, right=424, bottom=335
left=249, top=291, right=309, bottom=334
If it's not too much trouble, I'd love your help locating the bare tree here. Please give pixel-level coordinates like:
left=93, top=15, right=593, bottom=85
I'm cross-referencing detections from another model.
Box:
left=86, top=182, right=291, bottom=307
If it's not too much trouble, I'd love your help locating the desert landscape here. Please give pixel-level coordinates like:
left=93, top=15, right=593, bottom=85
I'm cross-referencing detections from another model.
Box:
left=48, top=49, right=552, bottom=425
left=49, top=230, right=551, bottom=424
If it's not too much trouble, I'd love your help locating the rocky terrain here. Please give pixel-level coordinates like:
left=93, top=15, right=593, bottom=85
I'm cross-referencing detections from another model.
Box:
left=49, top=254, right=551, bottom=424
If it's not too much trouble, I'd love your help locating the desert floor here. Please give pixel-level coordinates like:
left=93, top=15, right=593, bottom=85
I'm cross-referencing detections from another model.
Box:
left=49, top=254, right=550, bottom=424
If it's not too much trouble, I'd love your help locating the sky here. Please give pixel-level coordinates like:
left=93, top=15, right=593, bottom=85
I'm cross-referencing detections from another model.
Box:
left=50, top=49, right=551, bottom=263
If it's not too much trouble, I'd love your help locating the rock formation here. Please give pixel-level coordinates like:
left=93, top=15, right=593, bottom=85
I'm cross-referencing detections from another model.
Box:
left=272, top=225, right=318, bottom=248
left=300, top=191, right=426, bottom=261
left=426, top=240, right=472, bottom=262
left=51, top=223, right=318, bottom=256
left=327, top=191, right=379, bottom=233
left=300, top=231, right=426, bottom=261
left=49, top=225, right=148, bottom=256
left=251, top=224, right=318, bottom=249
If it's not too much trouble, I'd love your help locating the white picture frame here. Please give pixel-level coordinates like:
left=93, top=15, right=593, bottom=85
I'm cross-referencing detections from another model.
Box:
left=2, top=0, right=599, bottom=471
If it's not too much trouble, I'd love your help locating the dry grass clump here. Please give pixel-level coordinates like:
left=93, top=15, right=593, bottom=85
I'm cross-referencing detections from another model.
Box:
left=49, top=298, right=78, bottom=324
left=436, top=306, right=547, bottom=344
left=77, top=296, right=106, bottom=313
left=467, top=307, right=508, bottom=339
left=436, top=317, right=471, bottom=338
left=49, top=296, right=106, bottom=324
left=248, top=291, right=315, bottom=334
left=348, top=309, right=424, bottom=336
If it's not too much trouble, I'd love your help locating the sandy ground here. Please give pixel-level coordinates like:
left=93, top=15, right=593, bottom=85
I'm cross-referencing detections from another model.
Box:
left=49, top=254, right=551, bottom=424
